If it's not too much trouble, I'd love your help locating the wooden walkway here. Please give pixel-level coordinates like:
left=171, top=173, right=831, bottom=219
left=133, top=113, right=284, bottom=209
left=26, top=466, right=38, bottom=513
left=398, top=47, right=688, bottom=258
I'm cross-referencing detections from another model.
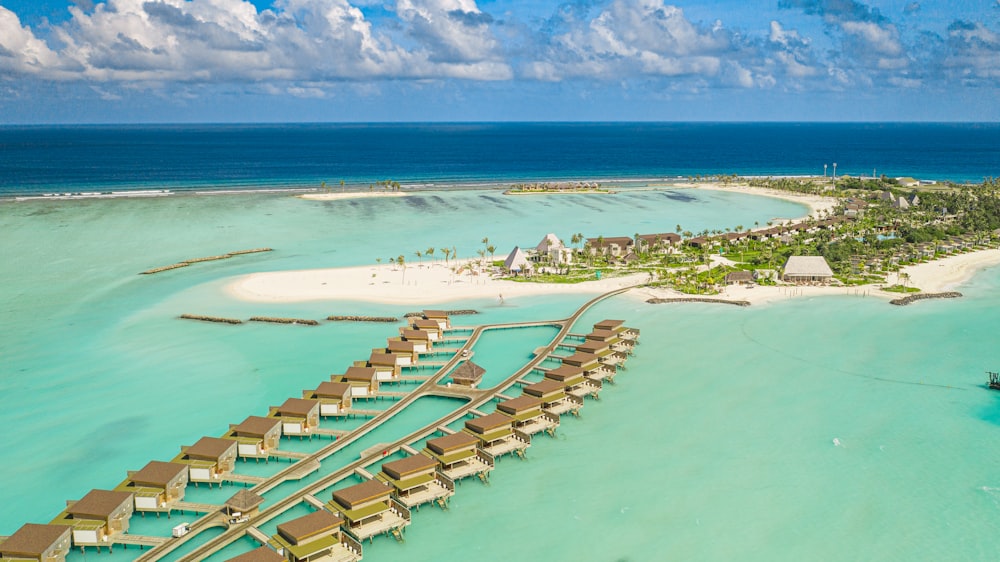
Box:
left=173, top=501, right=222, bottom=514
left=135, top=287, right=633, bottom=562
left=222, top=473, right=266, bottom=485
left=115, top=535, right=169, bottom=547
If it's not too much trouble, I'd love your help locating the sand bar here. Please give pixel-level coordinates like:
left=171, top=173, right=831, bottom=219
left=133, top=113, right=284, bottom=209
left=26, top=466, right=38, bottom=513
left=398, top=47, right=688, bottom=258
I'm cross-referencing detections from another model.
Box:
left=899, top=249, right=1000, bottom=292
left=298, top=191, right=408, bottom=201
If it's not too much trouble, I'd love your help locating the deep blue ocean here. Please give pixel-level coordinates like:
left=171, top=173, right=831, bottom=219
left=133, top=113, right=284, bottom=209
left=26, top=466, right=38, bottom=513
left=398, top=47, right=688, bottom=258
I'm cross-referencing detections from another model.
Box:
left=0, top=122, right=998, bottom=196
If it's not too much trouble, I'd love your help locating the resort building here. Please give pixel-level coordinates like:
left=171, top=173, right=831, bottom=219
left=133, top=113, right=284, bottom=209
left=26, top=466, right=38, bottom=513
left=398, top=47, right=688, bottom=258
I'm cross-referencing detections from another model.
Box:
left=422, top=432, right=493, bottom=482
left=0, top=523, right=71, bottom=562
left=545, top=365, right=600, bottom=399
left=361, top=352, right=401, bottom=382
left=782, top=256, right=834, bottom=284
left=377, top=454, right=454, bottom=509
left=420, top=310, right=451, bottom=330
left=585, top=236, right=633, bottom=257
left=636, top=233, right=681, bottom=253
left=463, top=412, right=529, bottom=458
left=326, top=480, right=411, bottom=541
left=725, top=270, right=754, bottom=285
left=269, top=398, right=321, bottom=439
left=303, top=381, right=353, bottom=416
left=533, top=233, right=573, bottom=264
left=384, top=339, right=418, bottom=365
left=226, top=546, right=284, bottom=562
left=503, top=246, right=533, bottom=275
left=174, top=436, right=238, bottom=486
left=398, top=329, right=432, bottom=352
left=228, top=416, right=282, bottom=460
left=449, top=360, right=485, bottom=388
left=53, top=489, right=133, bottom=549
left=496, top=396, right=559, bottom=436
left=120, top=460, right=188, bottom=513
left=269, top=510, right=362, bottom=562
left=409, top=319, right=442, bottom=341
left=522, top=378, right=583, bottom=416
left=223, top=489, right=264, bottom=522
left=332, top=367, right=380, bottom=398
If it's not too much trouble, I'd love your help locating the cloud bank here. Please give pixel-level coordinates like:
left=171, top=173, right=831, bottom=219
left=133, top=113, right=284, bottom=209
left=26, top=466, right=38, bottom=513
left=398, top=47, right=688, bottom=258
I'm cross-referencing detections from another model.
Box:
left=0, top=0, right=997, bottom=99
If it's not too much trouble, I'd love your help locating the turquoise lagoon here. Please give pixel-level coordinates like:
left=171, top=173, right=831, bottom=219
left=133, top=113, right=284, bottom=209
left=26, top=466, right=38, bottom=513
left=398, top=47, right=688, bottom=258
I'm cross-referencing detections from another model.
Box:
left=3, top=188, right=1000, bottom=561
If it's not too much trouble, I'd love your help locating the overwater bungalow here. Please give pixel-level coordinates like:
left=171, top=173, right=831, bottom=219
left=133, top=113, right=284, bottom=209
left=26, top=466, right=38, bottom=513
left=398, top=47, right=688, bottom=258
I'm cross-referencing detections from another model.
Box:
left=409, top=319, right=442, bottom=341
left=175, top=436, right=238, bottom=486
left=496, top=396, right=559, bottom=436
left=228, top=416, right=282, bottom=460
left=421, top=310, right=451, bottom=330
left=463, top=412, right=529, bottom=458
left=593, top=319, right=640, bottom=341
left=398, top=329, right=433, bottom=352
left=576, top=337, right=629, bottom=366
left=119, top=460, right=188, bottom=513
left=304, top=381, right=353, bottom=416
left=422, top=432, right=493, bottom=482
left=269, top=509, right=362, bottom=562
left=544, top=365, right=601, bottom=399
left=332, top=367, right=380, bottom=398
left=269, top=398, right=321, bottom=439
left=560, top=351, right=615, bottom=382
left=223, top=489, right=264, bottom=521
left=52, top=489, right=133, bottom=550
left=361, top=352, right=401, bottom=382
left=522, top=379, right=583, bottom=416
left=226, top=546, right=284, bottom=562
left=450, top=360, right=485, bottom=388
left=384, top=339, right=418, bottom=365
left=0, top=523, right=71, bottom=562
left=326, top=480, right=411, bottom=542
left=377, top=454, right=454, bottom=509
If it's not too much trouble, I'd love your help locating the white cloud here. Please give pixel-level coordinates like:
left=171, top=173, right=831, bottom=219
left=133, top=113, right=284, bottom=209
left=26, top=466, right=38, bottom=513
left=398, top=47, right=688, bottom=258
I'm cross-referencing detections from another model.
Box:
left=0, top=7, right=64, bottom=76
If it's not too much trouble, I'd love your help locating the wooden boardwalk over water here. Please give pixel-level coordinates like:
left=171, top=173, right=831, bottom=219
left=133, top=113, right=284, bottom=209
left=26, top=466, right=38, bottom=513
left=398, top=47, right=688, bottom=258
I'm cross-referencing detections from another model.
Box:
left=135, top=287, right=632, bottom=562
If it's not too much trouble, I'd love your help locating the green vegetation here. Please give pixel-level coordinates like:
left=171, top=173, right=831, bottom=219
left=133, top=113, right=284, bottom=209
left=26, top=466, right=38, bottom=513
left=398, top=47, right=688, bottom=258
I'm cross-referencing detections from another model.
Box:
left=883, top=285, right=921, bottom=294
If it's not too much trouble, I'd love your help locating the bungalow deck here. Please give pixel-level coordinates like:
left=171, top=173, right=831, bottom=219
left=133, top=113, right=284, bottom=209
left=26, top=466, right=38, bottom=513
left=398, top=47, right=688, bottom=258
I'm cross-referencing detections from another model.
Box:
left=515, top=412, right=560, bottom=436
left=343, top=500, right=411, bottom=542
left=439, top=452, right=494, bottom=482
left=479, top=431, right=531, bottom=458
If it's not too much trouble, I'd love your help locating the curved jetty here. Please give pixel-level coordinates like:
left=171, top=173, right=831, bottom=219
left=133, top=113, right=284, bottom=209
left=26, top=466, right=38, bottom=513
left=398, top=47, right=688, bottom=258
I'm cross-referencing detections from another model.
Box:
left=101, top=289, right=635, bottom=562
left=140, top=248, right=272, bottom=275
left=327, top=315, right=400, bottom=323
left=180, top=314, right=243, bottom=325
left=646, top=297, right=750, bottom=307
left=249, top=316, right=320, bottom=326
left=889, top=292, right=962, bottom=306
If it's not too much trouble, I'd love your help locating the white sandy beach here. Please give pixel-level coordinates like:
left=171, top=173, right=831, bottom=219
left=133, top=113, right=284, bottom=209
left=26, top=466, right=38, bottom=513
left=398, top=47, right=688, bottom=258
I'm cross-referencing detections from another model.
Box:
left=227, top=248, right=1000, bottom=307
left=227, top=258, right=648, bottom=305
left=298, top=191, right=408, bottom=201
left=676, top=182, right=838, bottom=220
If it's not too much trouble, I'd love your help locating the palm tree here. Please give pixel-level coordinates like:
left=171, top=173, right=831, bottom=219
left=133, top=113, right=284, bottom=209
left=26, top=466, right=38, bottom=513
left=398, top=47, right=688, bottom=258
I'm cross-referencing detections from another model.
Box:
left=397, top=255, right=406, bottom=283
left=676, top=224, right=682, bottom=234
left=415, top=250, right=422, bottom=264
left=426, top=247, right=435, bottom=262
left=442, top=247, right=451, bottom=265
left=340, top=179, right=345, bottom=192
left=320, top=180, right=327, bottom=192
left=451, top=246, right=457, bottom=264
left=486, top=244, right=496, bottom=262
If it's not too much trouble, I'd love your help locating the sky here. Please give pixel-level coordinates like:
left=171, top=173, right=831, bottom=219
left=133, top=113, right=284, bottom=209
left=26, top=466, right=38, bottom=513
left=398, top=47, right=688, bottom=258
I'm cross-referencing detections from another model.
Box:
left=0, top=0, right=998, bottom=123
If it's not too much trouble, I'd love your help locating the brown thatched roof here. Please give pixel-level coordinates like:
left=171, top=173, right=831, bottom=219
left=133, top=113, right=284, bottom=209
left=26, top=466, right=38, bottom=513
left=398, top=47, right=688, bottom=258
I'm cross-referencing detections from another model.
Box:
left=451, top=360, right=485, bottom=383
left=381, top=454, right=437, bottom=480
left=0, top=524, right=70, bottom=558
left=225, top=489, right=264, bottom=512
left=332, top=480, right=392, bottom=509
left=225, top=546, right=284, bottom=562
left=185, top=437, right=236, bottom=461
left=129, top=461, right=186, bottom=487
left=66, top=490, right=132, bottom=520
left=426, top=431, right=478, bottom=455
left=465, top=412, right=513, bottom=434
left=276, top=510, right=343, bottom=545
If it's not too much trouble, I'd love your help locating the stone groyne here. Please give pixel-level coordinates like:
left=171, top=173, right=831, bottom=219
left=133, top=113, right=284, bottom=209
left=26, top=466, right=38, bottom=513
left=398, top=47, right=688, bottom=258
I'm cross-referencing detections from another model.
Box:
left=646, top=297, right=750, bottom=307
left=403, top=309, right=479, bottom=318
left=141, top=248, right=272, bottom=275
left=327, top=315, right=400, bottom=323
left=889, top=291, right=962, bottom=306
left=249, top=316, right=320, bottom=326
left=179, top=314, right=243, bottom=325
